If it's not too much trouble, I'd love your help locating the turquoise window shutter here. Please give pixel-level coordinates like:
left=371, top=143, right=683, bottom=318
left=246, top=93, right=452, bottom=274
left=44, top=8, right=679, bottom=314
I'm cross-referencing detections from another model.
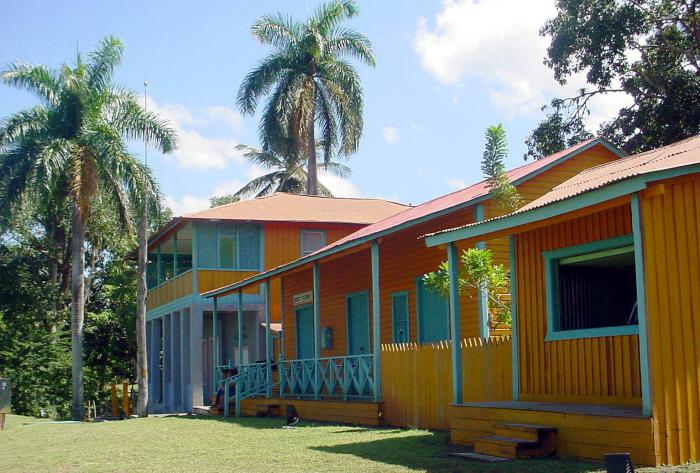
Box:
left=391, top=292, right=409, bottom=343
left=417, top=278, right=449, bottom=343
left=219, top=236, right=238, bottom=268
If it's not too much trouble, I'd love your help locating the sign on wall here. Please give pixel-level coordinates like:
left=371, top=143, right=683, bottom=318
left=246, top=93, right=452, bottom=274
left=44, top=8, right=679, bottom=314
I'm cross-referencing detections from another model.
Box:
left=293, top=291, right=313, bottom=306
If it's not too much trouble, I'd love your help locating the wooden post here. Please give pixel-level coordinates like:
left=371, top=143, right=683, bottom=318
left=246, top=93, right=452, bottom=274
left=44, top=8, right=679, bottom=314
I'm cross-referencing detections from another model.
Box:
left=447, top=242, right=463, bottom=404
left=371, top=241, right=381, bottom=402
left=474, top=205, right=489, bottom=339
left=236, top=290, right=243, bottom=417
left=122, top=382, right=130, bottom=416
left=509, top=236, right=519, bottom=401
left=312, top=262, right=320, bottom=399
left=264, top=279, right=272, bottom=398
left=213, top=297, right=218, bottom=395
left=279, top=276, right=286, bottom=399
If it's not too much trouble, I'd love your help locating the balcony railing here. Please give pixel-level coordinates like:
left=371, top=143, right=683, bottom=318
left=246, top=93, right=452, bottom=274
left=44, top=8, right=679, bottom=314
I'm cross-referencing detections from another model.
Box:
left=280, top=354, right=376, bottom=400
left=146, top=269, right=193, bottom=310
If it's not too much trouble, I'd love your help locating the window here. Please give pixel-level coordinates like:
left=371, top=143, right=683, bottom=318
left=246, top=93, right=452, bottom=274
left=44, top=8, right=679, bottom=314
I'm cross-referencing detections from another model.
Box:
left=416, top=278, right=450, bottom=343
left=301, top=230, right=326, bottom=256
left=219, top=235, right=238, bottom=268
left=544, top=235, right=639, bottom=341
left=391, top=291, right=409, bottom=343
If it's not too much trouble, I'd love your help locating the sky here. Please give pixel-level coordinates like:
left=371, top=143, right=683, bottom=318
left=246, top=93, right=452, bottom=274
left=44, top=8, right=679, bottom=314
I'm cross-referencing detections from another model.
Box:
left=0, top=0, right=629, bottom=215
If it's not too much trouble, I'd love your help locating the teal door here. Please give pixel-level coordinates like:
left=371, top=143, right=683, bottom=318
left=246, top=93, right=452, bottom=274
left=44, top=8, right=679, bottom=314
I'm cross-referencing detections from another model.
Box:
left=347, top=292, right=370, bottom=355
left=295, top=306, right=314, bottom=359
left=392, top=291, right=409, bottom=343
left=417, top=279, right=450, bottom=343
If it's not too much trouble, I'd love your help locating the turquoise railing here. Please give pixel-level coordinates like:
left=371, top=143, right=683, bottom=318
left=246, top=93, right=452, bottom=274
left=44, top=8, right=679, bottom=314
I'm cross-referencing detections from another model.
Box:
left=223, top=362, right=274, bottom=417
left=280, top=354, right=375, bottom=400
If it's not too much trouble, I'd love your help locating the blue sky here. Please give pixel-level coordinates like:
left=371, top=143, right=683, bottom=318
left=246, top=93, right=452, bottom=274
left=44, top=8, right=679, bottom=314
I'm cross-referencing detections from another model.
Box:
left=0, top=1, right=625, bottom=214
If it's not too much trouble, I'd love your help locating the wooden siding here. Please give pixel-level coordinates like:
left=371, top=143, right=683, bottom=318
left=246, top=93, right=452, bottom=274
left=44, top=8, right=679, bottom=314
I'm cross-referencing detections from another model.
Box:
left=381, top=337, right=512, bottom=430
left=265, top=222, right=364, bottom=323
left=239, top=398, right=383, bottom=426
left=197, top=269, right=260, bottom=295
left=146, top=270, right=193, bottom=310
left=451, top=404, right=655, bottom=465
left=514, top=204, right=642, bottom=405
left=640, top=174, right=700, bottom=466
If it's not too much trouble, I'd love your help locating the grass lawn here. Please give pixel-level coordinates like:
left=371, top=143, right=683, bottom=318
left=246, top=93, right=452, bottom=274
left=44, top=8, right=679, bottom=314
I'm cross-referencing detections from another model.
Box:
left=0, top=413, right=697, bottom=473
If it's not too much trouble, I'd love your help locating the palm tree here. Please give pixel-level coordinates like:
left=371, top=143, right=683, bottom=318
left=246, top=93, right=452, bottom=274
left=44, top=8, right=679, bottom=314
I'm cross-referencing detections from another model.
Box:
left=233, top=141, right=350, bottom=199
left=237, top=0, right=374, bottom=195
left=0, top=36, right=177, bottom=420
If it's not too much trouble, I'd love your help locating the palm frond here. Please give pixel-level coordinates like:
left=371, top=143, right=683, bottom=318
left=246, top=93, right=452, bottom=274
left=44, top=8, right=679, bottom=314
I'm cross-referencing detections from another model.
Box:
left=326, top=28, right=375, bottom=66
left=315, top=84, right=339, bottom=163
left=87, top=35, right=124, bottom=90
left=237, top=53, right=296, bottom=114
left=0, top=62, right=62, bottom=105
left=318, top=161, right=351, bottom=178
left=233, top=172, right=282, bottom=199
left=251, top=13, right=300, bottom=48
left=0, top=107, right=50, bottom=148
left=312, top=0, right=359, bottom=34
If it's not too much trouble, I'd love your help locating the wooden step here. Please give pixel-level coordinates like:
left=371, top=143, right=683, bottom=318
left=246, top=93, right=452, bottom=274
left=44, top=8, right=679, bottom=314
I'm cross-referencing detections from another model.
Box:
left=493, top=423, right=557, bottom=442
left=191, top=405, right=214, bottom=416
left=474, top=435, right=538, bottom=459
left=256, top=403, right=280, bottom=417
left=449, top=452, right=511, bottom=463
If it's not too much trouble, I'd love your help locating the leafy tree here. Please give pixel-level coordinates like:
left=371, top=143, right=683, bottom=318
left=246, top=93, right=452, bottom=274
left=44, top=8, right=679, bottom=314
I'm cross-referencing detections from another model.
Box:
left=0, top=36, right=177, bottom=420
left=237, top=0, right=374, bottom=195
left=233, top=142, right=350, bottom=199
left=482, top=125, right=521, bottom=212
left=424, top=248, right=512, bottom=328
left=209, top=194, right=240, bottom=208
left=526, top=0, right=700, bottom=158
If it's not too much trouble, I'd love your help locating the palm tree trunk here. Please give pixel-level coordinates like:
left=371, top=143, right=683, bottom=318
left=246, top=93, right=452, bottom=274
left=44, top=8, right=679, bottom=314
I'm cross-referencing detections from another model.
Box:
left=70, top=203, right=86, bottom=421
left=135, top=210, right=149, bottom=417
left=306, top=83, right=318, bottom=196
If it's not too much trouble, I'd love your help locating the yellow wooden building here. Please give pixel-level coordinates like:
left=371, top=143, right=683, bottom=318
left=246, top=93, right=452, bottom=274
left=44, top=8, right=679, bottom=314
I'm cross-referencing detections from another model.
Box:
left=143, top=193, right=408, bottom=413
left=425, top=134, right=700, bottom=465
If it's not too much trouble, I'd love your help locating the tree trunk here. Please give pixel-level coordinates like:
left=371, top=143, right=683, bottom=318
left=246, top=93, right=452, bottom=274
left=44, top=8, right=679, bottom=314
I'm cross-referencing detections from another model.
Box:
left=135, top=210, right=149, bottom=417
left=70, top=204, right=86, bottom=421
left=306, top=82, right=318, bottom=196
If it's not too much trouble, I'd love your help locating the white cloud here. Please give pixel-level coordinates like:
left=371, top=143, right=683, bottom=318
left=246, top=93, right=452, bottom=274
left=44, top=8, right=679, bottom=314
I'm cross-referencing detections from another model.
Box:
left=382, top=126, right=400, bottom=144
left=205, top=106, right=243, bottom=129
left=165, top=194, right=211, bottom=216
left=447, top=177, right=466, bottom=190
left=149, top=100, right=244, bottom=170
left=414, top=0, right=632, bottom=122
left=319, top=172, right=362, bottom=198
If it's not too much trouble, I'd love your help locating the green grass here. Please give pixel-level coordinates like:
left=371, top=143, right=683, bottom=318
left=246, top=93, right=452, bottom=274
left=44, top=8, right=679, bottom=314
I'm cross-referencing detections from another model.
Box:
left=0, top=413, right=696, bottom=472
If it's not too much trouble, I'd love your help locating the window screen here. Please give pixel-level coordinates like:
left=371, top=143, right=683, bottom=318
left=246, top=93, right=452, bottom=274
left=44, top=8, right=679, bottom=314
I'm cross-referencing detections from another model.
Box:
left=551, top=244, right=638, bottom=332
left=392, top=292, right=409, bottom=343
left=219, top=236, right=238, bottom=269
left=301, top=230, right=325, bottom=256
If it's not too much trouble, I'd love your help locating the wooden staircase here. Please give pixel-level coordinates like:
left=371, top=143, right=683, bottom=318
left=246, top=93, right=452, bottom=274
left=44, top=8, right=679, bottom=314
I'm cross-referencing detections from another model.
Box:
left=475, top=423, right=557, bottom=459
left=451, top=423, right=557, bottom=462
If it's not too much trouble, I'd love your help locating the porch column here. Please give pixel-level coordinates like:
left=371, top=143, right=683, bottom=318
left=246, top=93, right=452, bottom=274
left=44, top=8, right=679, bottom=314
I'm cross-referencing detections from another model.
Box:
left=180, top=308, right=191, bottom=411
left=146, top=320, right=152, bottom=408
left=212, top=297, right=218, bottom=391
left=189, top=305, right=203, bottom=407
left=171, top=311, right=181, bottom=411
left=371, top=241, right=381, bottom=402
left=264, top=279, right=272, bottom=398
left=163, top=313, right=172, bottom=411
left=447, top=242, right=463, bottom=404
left=151, top=318, right=162, bottom=407
left=156, top=247, right=162, bottom=285
left=279, top=277, right=286, bottom=399
left=474, top=204, right=490, bottom=339
left=631, top=193, right=652, bottom=416
left=509, top=236, right=519, bottom=401
left=236, top=290, right=244, bottom=416
left=312, top=262, right=321, bottom=399
left=173, top=233, right=178, bottom=276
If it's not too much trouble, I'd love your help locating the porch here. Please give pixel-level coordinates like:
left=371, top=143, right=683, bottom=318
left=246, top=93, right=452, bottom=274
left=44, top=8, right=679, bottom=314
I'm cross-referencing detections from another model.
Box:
left=450, top=400, right=654, bottom=465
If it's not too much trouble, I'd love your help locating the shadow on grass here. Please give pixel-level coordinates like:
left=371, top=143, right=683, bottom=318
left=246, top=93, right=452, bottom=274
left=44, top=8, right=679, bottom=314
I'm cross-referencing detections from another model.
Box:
left=310, top=434, right=601, bottom=473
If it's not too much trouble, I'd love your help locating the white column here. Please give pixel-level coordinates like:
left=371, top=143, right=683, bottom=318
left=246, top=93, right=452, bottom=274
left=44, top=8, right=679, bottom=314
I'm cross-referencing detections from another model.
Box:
left=181, top=308, right=191, bottom=411
left=171, top=311, right=182, bottom=411
left=163, top=313, right=172, bottom=411
left=189, top=305, right=203, bottom=407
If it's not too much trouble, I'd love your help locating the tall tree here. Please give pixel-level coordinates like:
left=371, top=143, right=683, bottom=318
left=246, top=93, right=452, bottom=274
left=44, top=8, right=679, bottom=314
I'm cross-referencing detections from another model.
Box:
left=233, top=142, right=350, bottom=199
left=482, top=125, right=521, bottom=213
left=0, top=36, right=177, bottom=420
left=526, top=0, right=700, bottom=159
left=237, top=0, right=374, bottom=195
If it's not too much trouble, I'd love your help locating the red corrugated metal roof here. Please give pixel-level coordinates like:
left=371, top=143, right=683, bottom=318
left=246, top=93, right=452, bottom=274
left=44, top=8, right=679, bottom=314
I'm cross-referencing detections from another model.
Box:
left=308, top=138, right=611, bottom=255
left=425, top=134, right=700, bottom=239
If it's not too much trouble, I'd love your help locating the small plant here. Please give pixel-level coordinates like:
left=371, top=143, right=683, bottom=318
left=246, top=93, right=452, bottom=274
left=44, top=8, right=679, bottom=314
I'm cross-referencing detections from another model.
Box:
left=424, top=248, right=511, bottom=328
left=482, top=124, right=521, bottom=213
